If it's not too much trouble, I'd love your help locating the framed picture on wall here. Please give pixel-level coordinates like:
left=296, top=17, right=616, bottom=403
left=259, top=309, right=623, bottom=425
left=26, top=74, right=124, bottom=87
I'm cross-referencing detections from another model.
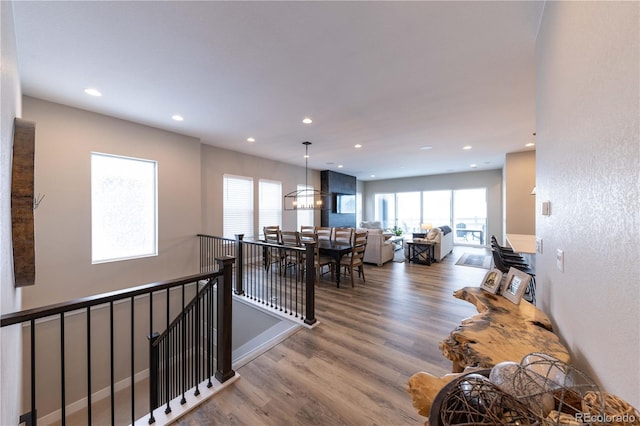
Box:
left=480, top=268, right=503, bottom=294
left=501, top=267, right=531, bottom=305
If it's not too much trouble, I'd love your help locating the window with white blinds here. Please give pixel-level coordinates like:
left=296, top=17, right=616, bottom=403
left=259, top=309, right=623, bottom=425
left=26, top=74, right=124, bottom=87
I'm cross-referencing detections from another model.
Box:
left=258, top=179, right=282, bottom=237
left=223, top=175, right=254, bottom=239
left=296, top=184, right=314, bottom=228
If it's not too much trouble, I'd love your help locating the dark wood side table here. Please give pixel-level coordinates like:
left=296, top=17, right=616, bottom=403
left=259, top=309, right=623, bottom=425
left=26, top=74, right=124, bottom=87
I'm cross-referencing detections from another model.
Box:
left=405, top=240, right=435, bottom=265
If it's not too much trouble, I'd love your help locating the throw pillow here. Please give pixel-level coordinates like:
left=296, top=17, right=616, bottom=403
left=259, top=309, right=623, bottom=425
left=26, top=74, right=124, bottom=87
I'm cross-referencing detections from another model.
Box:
left=427, top=228, right=439, bottom=240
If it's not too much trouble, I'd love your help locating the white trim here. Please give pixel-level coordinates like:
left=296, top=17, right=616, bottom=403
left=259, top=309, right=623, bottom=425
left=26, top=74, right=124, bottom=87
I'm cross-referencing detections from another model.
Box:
left=132, top=374, right=241, bottom=426
left=37, top=369, right=149, bottom=426
left=233, top=293, right=319, bottom=330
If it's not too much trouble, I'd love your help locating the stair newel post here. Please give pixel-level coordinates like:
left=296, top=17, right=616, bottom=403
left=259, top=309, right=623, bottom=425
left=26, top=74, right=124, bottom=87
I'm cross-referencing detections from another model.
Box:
left=215, top=257, right=236, bottom=383
left=304, top=242, right=317, bottom=326
left=234, top=234, right=245, bottom=295
left=147, top=331, right=160, bottom=422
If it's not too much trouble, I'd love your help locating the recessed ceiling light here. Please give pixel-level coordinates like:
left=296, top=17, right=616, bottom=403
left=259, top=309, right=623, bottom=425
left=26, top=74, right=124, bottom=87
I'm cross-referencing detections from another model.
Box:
left=84, top=88, right=102, bottom=97
left=247, top=137, right=256, bottom=142
left=419, top=145, right=433, bottom=150
left=171, top=114, right=184, bottom=122
left=470, top=164, right=478, bottom=168
left=302, top=117, right=313, bottom=124
left=370, top=174, right=375, bottom=178
left=463, top=145, right=472, bottom=150
left=354, top=144, right=362, bottom=148
left=525, top=143, right=535, bottom=147
left=338, top=165, right=343, bottom=168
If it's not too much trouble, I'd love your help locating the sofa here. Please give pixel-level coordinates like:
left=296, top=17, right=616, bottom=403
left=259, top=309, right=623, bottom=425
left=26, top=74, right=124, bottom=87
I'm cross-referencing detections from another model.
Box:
left=358, top=228, right=395, bottom=266
left=405, top=226, right=453, bottom=262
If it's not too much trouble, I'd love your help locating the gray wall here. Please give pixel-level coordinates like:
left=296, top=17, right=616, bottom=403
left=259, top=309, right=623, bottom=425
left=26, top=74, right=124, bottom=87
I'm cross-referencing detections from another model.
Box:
left=1, top=1, right=24, bottom=423
left=361, top=169, right=503, bottom=243
left=200, top=143, right=321, bottom=239
left=22, top=97, right=203, bottom=309
left=536, top=1, right=639, bottom=407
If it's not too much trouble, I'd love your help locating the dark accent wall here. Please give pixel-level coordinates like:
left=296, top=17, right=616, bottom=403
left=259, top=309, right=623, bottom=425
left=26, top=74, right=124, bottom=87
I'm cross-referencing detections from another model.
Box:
left=321, top=170, right=356, bottom=228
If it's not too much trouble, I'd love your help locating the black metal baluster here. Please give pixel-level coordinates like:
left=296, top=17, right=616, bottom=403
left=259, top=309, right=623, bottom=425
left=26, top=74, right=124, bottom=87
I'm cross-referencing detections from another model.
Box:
left=86, top=308, right=92, bottom=426
left=108, top=302, right=114, bottom=426
left=130, top=296, right=135, bottom=426
left=194, top=289, right=200, bottom=396
left=148, top=292, right=155, bottom=424
left=60, top=313, right=66, bottom=425
left=180, top=284, right=186, bottom=405
left=207, top=280, right=213, bottom=388
left=164, top=289, right=171, bottom=414
left=30, top=319, right=36, bottom=426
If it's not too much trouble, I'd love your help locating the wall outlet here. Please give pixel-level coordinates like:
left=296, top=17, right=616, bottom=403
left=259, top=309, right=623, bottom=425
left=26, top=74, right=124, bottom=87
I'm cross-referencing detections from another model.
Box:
left=536, top=238, right=543, bottom=254
left=556, top=249, right=564, bottom=272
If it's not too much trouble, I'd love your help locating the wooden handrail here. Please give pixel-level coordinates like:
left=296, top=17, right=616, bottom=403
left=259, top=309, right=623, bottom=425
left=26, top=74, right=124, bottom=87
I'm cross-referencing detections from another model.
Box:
left=0, top=270, right=223, bottom=327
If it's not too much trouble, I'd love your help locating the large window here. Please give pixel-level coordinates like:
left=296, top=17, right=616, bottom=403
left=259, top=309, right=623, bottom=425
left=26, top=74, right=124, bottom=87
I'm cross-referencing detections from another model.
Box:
left=91, top=152, right=157, bottom=263
left=296, top=184, right=314, bottom=229
left=396, top=192, right=421, bottom=233
left=258, top=179, right=282, bottom=237
left=423, top=190, right=452, bottom=228
left=373, top=188, right=487, bottom=246
left=223, top=175, right=254, bottom=239
left=374, top=193, right=395, bottom=229
left=453, top=188, right=487, bottom=245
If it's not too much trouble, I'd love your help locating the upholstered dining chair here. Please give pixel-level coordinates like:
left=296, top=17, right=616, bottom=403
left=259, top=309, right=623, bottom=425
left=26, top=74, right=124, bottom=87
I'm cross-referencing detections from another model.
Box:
left=339, top=230, right=368, bottom=287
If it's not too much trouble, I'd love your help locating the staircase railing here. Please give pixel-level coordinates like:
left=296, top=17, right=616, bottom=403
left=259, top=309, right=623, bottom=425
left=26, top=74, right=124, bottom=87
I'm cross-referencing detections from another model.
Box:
left=147, top=257, right=235, bottom=421
left=0, top=257, right=234, bottom=426
left=198, top=234, right=316, bottom=326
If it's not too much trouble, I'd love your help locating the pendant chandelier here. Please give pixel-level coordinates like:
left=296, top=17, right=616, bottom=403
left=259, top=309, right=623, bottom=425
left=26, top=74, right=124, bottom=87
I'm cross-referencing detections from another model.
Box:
left=283, top=141, right=330, bottom=211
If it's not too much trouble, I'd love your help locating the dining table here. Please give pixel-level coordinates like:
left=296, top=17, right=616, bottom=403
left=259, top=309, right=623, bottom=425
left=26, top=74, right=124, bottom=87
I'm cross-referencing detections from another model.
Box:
left=316, top=240, right=353, bottom=288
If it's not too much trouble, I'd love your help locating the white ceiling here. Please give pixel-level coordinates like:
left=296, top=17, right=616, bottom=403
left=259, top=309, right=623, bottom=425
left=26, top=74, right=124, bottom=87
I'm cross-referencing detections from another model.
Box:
left=12, top=1, right=542, bottom=181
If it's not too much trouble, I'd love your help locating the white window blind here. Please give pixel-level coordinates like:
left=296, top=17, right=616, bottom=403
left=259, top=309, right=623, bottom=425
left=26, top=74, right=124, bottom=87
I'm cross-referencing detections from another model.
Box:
left=258, top=179, right=282, bottom=237
left=223, top=175, right=254, bottom=239
left=91, top=152, right=158, bottom=263
left=296, top=184, right=314, bottom=228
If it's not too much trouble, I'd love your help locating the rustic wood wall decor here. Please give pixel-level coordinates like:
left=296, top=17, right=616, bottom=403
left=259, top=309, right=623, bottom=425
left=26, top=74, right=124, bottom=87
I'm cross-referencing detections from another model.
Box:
left=11, top=118, right=36, bottom=287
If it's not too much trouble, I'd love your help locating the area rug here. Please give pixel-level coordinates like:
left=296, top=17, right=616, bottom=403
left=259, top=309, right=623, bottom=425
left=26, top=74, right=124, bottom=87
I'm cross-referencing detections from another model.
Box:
left=455, top=253, right=492, bottom=269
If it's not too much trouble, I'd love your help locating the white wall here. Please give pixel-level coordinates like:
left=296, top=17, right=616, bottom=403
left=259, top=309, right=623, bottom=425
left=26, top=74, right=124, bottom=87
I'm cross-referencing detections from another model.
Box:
left=361, top=169, right=503, bottom=242
left=536, top=1, right=639, bottom=408
left=21, top=97, right=202, bottom=309
left=0, top=1, right=24, bottom=424
left=200, top=143, right=321, bottom=238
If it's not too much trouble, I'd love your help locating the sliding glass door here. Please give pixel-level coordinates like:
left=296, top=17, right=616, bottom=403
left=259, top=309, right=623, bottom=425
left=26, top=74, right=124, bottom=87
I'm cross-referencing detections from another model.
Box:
left=453, top=188, right=487, bottom=245
left=373, top=188, right=487, bottom=246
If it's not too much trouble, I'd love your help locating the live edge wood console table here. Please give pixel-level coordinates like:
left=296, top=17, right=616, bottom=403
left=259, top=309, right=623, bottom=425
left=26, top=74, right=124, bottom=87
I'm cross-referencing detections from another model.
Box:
left=407, top=287, right=570, bottom=420
left=439, top=286, right=570, bottom=372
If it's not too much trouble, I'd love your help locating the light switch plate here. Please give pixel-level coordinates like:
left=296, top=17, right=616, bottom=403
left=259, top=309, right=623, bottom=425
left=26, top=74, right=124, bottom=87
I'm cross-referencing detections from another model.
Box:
left=541, top=201, right=551, bottom=216
left=536, top=238, right=543, bottom=254
left=556, top=249, right=564, bottom=272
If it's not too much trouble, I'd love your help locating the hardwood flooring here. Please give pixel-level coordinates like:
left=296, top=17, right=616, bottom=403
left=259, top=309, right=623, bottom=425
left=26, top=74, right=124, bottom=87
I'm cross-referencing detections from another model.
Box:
left=176, top=246, right=488, bottom=426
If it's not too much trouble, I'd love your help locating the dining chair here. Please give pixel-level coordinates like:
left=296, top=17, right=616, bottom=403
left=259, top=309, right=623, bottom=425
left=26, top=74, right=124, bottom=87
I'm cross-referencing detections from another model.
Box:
left=299, top=232, right=333, bottom=282
left=339, top=231, right=368, bottom=287
left=333, top=227, right=354, bottom=245
left=315, top=226, right=332, bottom=241
left=263, top=226, right=281, bottom=270
left=278, top=230, right=302, bottom=276
left=300, top=225, right=315, bottom=234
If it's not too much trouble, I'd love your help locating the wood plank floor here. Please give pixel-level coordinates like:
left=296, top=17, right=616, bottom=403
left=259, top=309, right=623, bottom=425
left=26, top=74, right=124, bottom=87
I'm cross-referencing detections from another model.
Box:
left=176, top=246, right=489, bottom=426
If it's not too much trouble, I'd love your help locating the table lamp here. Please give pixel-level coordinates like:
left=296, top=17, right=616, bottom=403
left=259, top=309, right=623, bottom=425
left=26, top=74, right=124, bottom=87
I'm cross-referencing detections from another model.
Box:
left=421, top=223, right=432, bottom=231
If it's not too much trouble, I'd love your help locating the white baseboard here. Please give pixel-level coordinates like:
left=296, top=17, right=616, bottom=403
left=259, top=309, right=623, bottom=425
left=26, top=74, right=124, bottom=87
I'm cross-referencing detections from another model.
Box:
left=37, top=369, right=149, bottom=426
